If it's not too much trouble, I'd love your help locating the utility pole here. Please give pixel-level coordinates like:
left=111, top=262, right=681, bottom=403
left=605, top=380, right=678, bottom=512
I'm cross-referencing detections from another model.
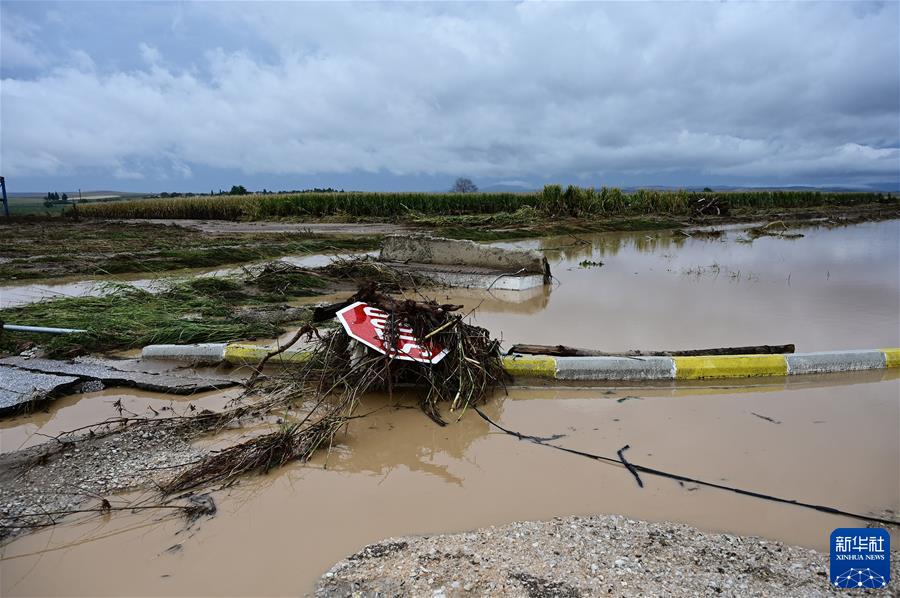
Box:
left=1, top=176, right=9, bottom=217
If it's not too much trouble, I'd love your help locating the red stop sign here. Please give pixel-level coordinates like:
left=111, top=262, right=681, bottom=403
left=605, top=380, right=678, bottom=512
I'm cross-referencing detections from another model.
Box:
left=335, top=301, right=448, bottom=364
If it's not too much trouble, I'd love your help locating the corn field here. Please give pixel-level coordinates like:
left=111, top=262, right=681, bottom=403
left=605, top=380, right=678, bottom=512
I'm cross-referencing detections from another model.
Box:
left=533, top=185, right=892, bottom=217
left=77, top=192, right=534, bottom=220
left=76, top=187, right=893, bottom=221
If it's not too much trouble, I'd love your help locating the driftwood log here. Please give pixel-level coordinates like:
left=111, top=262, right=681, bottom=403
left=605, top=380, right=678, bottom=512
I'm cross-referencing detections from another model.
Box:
left=507, top=343, right=795, bottom=357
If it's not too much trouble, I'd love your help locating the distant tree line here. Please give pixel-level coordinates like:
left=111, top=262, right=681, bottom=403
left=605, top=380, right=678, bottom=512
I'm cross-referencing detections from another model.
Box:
left=254, top=187, right=345, bottom=194
left=152, top=185, right=346, bottom=198
left=44, top=191, right=70, bottom=207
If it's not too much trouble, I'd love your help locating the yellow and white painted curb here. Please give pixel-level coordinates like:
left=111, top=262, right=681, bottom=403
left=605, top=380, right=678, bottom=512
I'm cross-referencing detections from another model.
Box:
left=223, top=343, right=311, bottom=364
left=504, top=349, right=900, bottom=380
left=141, top=342, right=310, bottom=365
left=141, top=343, right=900, bottom=381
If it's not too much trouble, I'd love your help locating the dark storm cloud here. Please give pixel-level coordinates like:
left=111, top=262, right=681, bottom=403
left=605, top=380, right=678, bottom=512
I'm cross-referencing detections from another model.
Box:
left=1, top=1, right=897, bottom=188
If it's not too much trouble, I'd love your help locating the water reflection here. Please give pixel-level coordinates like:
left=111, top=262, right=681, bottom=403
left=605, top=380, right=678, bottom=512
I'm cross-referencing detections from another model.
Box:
left=466, top=220, right=900, bottom=352
left=311, top=392, right=498, bottom=486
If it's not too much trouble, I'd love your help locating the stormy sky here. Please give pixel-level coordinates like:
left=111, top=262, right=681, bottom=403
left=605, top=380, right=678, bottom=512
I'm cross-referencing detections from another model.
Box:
left=1, top=1, right=898, bottom=192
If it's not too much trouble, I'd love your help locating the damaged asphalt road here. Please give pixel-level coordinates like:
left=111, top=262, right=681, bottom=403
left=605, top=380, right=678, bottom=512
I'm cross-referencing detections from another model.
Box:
left=0, top=366, right=81, bottom=412
left=0, top=356, right=241, bottom=414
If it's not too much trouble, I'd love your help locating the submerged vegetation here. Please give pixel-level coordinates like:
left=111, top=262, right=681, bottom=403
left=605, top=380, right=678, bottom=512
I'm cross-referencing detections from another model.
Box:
left=74, top=186, right=896, bottom=222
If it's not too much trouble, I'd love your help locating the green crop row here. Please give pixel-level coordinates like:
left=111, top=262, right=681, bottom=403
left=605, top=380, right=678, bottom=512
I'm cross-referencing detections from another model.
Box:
left=535, top=185, right=893, bottom=217
left=76, top=192, right=536, bottom=220
left=75, top=187, right=893, bottom=221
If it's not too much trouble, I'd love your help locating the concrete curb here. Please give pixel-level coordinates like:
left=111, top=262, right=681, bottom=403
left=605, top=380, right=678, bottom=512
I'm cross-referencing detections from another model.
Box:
left=141, top=343, right=900, bottom=381
left=223, top=343, right=311, bottom=364
left=141, top=343, right=227, bottom=361
left=502, top=349, right=900, bottom=380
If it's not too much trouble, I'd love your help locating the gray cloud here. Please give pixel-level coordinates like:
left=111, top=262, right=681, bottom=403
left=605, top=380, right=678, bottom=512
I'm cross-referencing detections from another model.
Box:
left=1, top=2, right=897, bottom=188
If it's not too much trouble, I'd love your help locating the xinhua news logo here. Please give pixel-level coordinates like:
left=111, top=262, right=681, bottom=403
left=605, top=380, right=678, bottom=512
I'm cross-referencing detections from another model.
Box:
left=830, top=528, right=890, bottom=589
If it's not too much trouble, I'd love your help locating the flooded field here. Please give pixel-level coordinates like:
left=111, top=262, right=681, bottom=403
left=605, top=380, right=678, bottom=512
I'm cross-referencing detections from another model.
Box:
left=473, top=220, right=900, bottom=351
left=1, top=220, right=898, bottom=596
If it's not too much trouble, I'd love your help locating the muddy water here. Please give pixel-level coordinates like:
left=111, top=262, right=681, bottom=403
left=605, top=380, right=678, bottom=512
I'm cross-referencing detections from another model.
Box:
left=0, top=387, right=244, bottom=453
left=1, top=220, right=899, bottom=596
left=463, top=220, right=900, bottom=351
left=1, top=373, right=898, bottom=596
left=284, top=221, right=900, bottom=351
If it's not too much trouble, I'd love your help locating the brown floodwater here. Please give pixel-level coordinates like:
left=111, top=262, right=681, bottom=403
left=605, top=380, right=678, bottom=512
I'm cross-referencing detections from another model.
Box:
left=465, top=220, right=900, bottom=352
left=1, top=220, right=899, bottom=596
left=0, top=387, right=245, bottom=454
left=2, top=374, right=898, bottom=597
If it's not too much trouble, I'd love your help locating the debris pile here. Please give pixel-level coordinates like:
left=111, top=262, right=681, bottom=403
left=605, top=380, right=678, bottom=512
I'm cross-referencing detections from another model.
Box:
left=162, top=417, right=346, bottom=494
left=320, top=255, right=433, bottom=292
left=305, top=284, right=505, bottom=424
left=153, top=284, right=505, bottom=496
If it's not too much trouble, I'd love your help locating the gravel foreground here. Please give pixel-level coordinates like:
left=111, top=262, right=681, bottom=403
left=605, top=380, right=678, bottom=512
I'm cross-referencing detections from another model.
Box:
left=316, top=514, right=899, bottom=597
left=0, top=425, right=200, bottom=540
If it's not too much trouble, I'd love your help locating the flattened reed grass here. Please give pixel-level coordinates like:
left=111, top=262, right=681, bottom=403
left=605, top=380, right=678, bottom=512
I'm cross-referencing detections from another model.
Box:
left=161, top=417, right=345, bottom=494
left=0, top=283, right=278, bottom=358
left=0, top=270, right=328, bottom=357
left=320, top=255, right=433, bottom=292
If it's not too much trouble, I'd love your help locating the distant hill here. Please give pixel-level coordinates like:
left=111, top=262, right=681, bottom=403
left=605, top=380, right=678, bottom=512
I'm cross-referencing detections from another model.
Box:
left=8, top=190, right=148, bottom=200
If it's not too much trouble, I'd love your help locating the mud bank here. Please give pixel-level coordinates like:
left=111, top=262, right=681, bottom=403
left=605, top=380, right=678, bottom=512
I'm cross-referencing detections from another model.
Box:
left=317, top=514, right=900, bottom=597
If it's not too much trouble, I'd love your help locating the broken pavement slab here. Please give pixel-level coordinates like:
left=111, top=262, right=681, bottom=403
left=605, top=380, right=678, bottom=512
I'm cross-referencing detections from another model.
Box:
left=0, top=365, right=80, bottom=412
left=0, top=356, right=242, bottom=414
